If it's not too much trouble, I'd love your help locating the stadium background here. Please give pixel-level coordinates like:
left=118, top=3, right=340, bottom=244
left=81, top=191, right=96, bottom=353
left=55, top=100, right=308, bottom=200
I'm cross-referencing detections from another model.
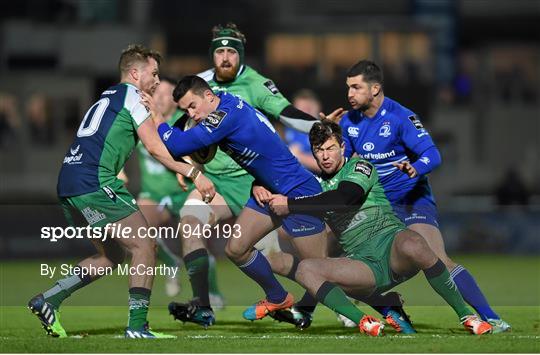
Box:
left=0, top=1, right=539, bottom=352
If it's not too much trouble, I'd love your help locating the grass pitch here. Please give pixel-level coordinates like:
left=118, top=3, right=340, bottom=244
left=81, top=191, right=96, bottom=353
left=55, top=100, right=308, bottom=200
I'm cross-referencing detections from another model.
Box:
left=1, top=255, right=539, bottom=353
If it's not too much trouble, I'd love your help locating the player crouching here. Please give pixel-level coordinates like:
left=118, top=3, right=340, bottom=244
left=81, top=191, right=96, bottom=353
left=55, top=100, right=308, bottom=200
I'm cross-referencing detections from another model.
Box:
left=268, top=121, right=492, bottom=336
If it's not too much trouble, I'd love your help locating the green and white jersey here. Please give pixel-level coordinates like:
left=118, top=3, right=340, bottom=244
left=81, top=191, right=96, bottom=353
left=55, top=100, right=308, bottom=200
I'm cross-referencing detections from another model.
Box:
left=198, top=65, right=290, bottom=177
left=320, top=157, right=406, bottom=255
left=58, top=83, right=149, bottom=197
left=137, top=110, right=183, bottom=198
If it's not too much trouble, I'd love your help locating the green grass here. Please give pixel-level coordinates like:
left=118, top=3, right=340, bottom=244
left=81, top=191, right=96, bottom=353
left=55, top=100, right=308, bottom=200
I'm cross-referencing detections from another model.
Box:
left=1, top=255, right=539, bottom=353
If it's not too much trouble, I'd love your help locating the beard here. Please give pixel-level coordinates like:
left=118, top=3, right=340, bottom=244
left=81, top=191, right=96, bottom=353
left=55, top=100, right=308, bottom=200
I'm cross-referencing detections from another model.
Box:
left=215, top=62, right=240, bottom=82
left=357, top=94, right=374, bottom=112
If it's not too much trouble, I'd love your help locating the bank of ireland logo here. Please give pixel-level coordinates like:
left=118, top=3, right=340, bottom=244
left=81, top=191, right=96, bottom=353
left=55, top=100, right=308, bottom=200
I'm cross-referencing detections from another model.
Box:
left=379, top=122, right=391, bottom=138
left=348, top=127, right=359, bottom=137
left=362, top=142, right=375, bottom=151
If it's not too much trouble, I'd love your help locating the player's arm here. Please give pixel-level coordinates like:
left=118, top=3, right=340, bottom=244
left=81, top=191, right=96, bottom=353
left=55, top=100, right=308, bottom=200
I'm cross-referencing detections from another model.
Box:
left=269, top=181, right=366, bottom=216
left=137, top=120, right=215, bottom=198
left=278, top=105, right=318, bottom=133
left=395, top=113, right=442, bottom=178
left=253, top=77, right=317, bottom=133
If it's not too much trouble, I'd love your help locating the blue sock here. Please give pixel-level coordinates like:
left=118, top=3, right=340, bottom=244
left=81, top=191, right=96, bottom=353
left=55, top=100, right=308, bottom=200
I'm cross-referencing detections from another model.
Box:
left=451, top=265, right=499, bottom=320
left=238, top=250, right=287, bottom=303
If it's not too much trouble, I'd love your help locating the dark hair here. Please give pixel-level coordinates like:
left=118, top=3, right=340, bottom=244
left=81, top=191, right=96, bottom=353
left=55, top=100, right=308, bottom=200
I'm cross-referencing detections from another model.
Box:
left=118, top=44, right=162, bottom=76
left=172, top=75, right=212, bottom=102
left=309, top=120, right=343, bottom=150
left=211, top=22, right=246, bottom=44
left=346, top=60, right=383, bottom=86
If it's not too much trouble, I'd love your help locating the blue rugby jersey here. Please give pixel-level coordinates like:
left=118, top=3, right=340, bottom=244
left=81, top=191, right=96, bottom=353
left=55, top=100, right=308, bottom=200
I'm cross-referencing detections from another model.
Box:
left=339, top=96, right=439, bottom=202
left=158, top=92, right=317, bottom=195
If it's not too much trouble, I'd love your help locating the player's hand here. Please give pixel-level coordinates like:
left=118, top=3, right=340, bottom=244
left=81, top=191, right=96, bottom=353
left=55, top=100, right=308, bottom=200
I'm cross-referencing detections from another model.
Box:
left=176, top=173, right=188, bottom=191
left=393, top=160, right=417, bottom=178
left=268, top=194, right=290, bottom=216
left=319, top=108, right=347, bottom=124
left=253, top=185, right=272, bottom=207
left=140, top=91, right=165, bottom=127
left=193, top=173, right=216, bottom=203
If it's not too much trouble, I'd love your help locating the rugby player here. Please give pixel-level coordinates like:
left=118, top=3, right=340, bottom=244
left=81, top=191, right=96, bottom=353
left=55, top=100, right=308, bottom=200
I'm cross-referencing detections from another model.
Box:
left=167, top=23, right=322, bottom=327
left=152, top=75, right=327, bottom=324
left=268, top=120, right=493, bottom=336
left=28, top=45, right=214, bottom=339
left=333, top=59, right=510, bottom=333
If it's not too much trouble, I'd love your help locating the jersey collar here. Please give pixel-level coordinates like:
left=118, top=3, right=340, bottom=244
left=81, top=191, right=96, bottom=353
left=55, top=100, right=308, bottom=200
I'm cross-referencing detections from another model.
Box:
left=357, top=96, right=390, bottom=122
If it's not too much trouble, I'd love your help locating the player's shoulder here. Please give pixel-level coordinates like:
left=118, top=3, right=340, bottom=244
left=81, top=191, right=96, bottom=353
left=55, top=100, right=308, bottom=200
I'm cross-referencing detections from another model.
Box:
left=121, top=83, right=144, bottom=109
left=202, top=93, right=241, bottom=130
left=340, top=109, right=362, bottom=125
left=241, top=66, right=282, bottom=95
left=197, top=68, right=215, bottom=83
left=384, top=97, right=416, bottom=121
left=343, top=157, right=375, bottom=179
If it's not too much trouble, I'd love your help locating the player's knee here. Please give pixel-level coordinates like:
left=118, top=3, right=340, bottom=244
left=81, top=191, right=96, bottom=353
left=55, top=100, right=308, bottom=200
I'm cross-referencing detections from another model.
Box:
left=224, top=239, right=248, bottom=262
left=128, top=237, right=157, bottom=257
left=399, top=232, right=430, bottom=261
left=295, top=260, right=316, bottom=285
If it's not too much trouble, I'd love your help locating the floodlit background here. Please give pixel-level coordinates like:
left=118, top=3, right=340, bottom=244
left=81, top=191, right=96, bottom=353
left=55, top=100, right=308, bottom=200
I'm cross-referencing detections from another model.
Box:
left=0, top=0, right=538, bottom=260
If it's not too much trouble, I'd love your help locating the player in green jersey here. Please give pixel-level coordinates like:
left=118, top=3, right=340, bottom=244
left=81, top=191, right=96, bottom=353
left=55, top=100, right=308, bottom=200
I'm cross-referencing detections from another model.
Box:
left=29, top=45, right=215, bottom=339
left=168, top=23, right=322, bottom=327
left=135, top=76, right=225, bottom=303
left=135, top=76, right=188, bottom=297
left=267, top=121, right=493, bottom=336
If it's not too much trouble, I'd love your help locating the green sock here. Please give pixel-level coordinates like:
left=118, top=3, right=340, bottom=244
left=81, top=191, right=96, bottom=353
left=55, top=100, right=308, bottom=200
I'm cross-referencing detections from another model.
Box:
left=424, top=259, right=472, bottom=319
left=128, top=287, right=151, bottom=330
left=208, top=254, right=221, bottom=295
left=315, top=282, right=365, bottom=324
left=43, top=265, right=92, bottom=309
left=184, top=248, right=210, bottom=307
left=156, top=239, right=180, bottom=268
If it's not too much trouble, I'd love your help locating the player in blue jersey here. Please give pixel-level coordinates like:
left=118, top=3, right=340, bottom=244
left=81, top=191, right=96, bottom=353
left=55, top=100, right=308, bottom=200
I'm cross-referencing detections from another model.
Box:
left=332, top=60, right=510, bottom=333
left=28, top=45, right=215, bottom=339
left=150, top=75, right=327, bottom=321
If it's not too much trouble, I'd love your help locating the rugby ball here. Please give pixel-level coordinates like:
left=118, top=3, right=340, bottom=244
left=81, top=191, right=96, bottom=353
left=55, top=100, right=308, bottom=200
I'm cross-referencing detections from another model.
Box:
left=184, top=118, right=218, bottom=164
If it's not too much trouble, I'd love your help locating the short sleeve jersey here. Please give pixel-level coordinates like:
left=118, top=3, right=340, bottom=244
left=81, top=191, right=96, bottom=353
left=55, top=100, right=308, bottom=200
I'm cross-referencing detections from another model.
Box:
left=58, top=83, right=149, bottom=197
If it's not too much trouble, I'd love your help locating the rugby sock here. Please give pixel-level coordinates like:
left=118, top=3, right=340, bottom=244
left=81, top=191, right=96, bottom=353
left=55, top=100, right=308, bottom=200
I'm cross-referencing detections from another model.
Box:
left=451, top=265, right=499, bottom=320
left=156, top=239, right=180, bottom=268
left=238, top=249, right=287, bottom=304
left=43, top=265, right=92, bottom=309
left=184, top=248, right=210, bottom=307
left=424, top=259, right=472, bottom=319
left=315, top=281, right=364, bottom=324
left=296, top=292, right=318, bottom=313
left=128, top=287, right=151, bottom=330
left=208, top=254, right=221, bottom=295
